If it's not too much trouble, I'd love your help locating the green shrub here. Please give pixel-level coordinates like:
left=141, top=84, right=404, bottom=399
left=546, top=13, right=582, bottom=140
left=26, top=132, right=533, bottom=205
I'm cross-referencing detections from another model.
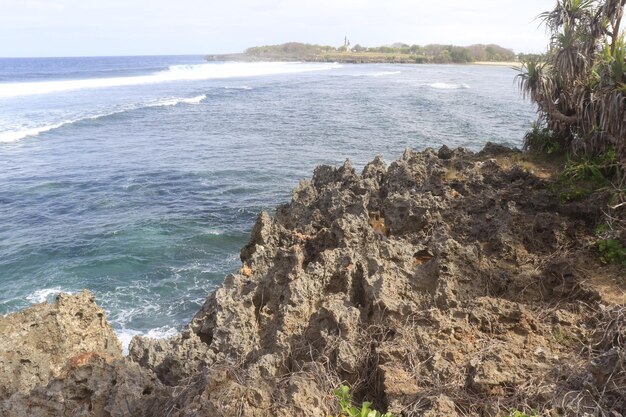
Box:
left=556, top=187, right=593, bottom=202
left=598, top=239, right=626, bottom=265
left=552, top=148, right=621, bottom=202
left=562, top=148, right=619, bottom=184
left=330, top=385, right=393, bottom=417
left=595, top=223, right=611, bottom=235
left=523, top=124, right=562, bottom=155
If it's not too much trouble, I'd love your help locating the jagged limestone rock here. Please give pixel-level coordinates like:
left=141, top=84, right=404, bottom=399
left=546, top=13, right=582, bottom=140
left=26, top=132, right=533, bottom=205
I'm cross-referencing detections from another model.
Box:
left=2, top=144, right=624, bottom=416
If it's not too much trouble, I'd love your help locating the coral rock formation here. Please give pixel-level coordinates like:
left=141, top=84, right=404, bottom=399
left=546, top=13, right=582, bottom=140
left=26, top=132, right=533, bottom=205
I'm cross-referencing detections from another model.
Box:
left=1, top=144, right=625, bottom=416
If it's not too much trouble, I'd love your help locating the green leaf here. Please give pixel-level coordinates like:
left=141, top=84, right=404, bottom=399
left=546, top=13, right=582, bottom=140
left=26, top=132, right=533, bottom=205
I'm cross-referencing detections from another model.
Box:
left=334, top=385, right=353, bottom=411
left=360, top=402, right=372, bottom=417
left=348, top=406, right=361, bottom=417
left=332, top=385, right=395, bottom=417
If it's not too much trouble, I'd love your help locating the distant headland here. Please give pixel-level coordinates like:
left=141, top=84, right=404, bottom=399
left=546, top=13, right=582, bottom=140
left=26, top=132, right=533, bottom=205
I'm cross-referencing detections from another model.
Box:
left=205, top=41, right=541, bottom=64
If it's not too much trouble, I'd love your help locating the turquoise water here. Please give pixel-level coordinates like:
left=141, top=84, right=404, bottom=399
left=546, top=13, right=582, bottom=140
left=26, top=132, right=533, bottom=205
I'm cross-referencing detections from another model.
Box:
left=0, top=56, right=535, bottom=347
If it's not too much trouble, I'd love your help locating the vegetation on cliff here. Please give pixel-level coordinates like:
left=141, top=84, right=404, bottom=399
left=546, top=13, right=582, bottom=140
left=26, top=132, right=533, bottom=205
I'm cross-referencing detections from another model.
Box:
left=517, top=0, right=626, bottom=170
left=517, top=0, right=626, bottom=264
left=207, top=42, right=518, bottom=64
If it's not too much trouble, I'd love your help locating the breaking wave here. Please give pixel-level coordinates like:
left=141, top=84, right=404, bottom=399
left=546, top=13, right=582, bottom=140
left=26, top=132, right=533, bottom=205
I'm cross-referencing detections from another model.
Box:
left=146, top=94, right=207, bottom=107
left=26, top=287, right=66, bottom=304
left=0, top=95, right=207, bottom=142
left=0, top=62, right=341, bottom=98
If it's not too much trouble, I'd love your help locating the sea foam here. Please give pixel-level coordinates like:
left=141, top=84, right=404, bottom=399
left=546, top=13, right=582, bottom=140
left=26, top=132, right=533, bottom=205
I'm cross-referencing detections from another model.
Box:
left=26, top=287, right=66, bottom=304
left=0, top=62, right=341, bottom=98
left=116, top=326, right=178, bottom=355
left=146, top=94, right=207, bottom=107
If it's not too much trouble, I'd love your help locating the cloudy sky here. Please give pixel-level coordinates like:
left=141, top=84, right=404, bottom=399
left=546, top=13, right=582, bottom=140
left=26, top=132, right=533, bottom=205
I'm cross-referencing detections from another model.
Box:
left=0, top=0, right=550, bottom=57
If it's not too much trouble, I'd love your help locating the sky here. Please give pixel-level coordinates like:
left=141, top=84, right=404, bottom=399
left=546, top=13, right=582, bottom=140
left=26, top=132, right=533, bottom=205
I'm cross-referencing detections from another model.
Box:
left=0, top=0, right=550, bottom=57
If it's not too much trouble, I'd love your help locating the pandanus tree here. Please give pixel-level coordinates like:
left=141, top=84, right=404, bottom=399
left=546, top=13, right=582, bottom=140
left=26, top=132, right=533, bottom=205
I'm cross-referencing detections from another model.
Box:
left=518, top=0, right=626, bottom=171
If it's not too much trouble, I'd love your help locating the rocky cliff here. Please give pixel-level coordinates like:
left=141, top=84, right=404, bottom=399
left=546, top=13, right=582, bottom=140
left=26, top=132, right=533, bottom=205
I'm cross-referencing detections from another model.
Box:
left=1, top=144, right=624, bottom=417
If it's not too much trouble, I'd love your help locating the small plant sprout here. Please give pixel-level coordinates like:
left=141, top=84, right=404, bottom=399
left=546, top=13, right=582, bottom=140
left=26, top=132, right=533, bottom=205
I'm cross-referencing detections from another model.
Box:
left=330, top=385, right=394, bottom=417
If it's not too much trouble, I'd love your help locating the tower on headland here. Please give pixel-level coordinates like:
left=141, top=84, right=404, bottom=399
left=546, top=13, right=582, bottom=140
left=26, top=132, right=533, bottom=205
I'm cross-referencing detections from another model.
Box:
left=343, top=36, right=351, bottom=52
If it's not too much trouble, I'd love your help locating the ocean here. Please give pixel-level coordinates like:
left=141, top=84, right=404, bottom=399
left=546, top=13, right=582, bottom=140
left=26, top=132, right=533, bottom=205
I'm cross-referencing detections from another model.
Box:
left=0, top=55, right=535, bottom=349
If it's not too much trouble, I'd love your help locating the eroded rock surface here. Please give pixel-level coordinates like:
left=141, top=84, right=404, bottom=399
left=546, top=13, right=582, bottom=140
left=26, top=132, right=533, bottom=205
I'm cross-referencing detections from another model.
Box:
left=2, top=145, right=625, bottom=417
left=0, top=290, right=122, bottom=398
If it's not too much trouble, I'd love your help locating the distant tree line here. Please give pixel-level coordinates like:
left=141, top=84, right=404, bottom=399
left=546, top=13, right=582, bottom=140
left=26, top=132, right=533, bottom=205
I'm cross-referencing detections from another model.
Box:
left=245, top=42, right=518, bottom=64
left=245, top=43, right=335, bottom=58
left=352, top=43, right=517, bottom=63
left=517, top=52, right=545, bottom=63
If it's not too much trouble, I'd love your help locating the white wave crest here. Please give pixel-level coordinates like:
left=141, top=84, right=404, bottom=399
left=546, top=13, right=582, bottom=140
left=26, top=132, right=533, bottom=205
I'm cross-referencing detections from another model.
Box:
left=26, top=287, right=65, bottom=304
left=0, top=62, right=341, bottom=98
left=0, top=111, right=129, bottom=143
left=224, top=85, right=252, bottom=90
left=0, top=95, right=207, bottom=143
left=116, top=326, right=178, bottom=355
left=0, top=123, right=68, bottom=143
left=146, top=94, right=207, bottom=107
left=428, top=82, right=470, bottom=90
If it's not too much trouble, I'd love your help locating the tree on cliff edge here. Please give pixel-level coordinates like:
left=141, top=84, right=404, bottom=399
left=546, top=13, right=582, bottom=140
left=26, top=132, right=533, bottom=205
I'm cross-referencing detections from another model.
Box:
left=518, top=0, right=626, bottom=171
